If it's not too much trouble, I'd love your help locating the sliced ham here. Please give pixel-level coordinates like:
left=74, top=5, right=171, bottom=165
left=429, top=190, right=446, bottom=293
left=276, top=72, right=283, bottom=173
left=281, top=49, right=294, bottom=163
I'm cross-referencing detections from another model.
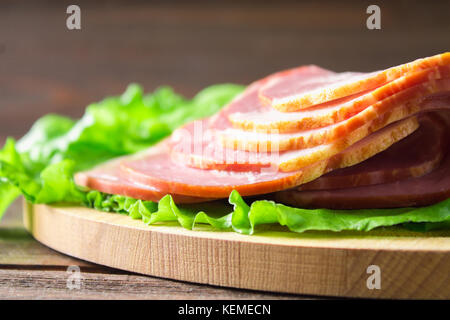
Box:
left=229, top=65, right=450, bottom=133
left=297, top=113, right=447, bottom=191
left=228, top=91, right=368, bottom=133
left=260, top=52, right=450, bottom=111
left=207, top=65, right=334, bottom=131
left=273, top=110, right=450, bottom=209
left=170, top=67, right=450, bottom=173
left=74, top=53, right=450, bottom=210
left=171, top=115, right=419, bottom=172
left=74, top=154, right=216, bottom=203
left=273, top=153, right=450, bottom=209
left=273, top=147, right=450, bottom=209
left=218, top=78, right=450, bottom=152
left=119, top=117, right=418, bottom=198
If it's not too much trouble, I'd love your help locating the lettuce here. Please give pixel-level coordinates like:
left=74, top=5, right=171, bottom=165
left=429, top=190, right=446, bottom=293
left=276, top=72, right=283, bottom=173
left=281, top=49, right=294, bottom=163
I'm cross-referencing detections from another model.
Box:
left=84, top=190, right=450, bottom=234
left=0, top=83, right=244, bottom=219
left=15, top=83, right=245, bottom=172
left=0, top=138, right=85, bottom=218
left=1, top=82, right=449, bottom=234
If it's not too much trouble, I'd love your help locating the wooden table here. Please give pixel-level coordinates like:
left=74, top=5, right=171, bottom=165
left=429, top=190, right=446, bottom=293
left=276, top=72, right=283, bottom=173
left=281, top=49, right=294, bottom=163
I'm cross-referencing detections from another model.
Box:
left=0, top=200, right=309, bottom=299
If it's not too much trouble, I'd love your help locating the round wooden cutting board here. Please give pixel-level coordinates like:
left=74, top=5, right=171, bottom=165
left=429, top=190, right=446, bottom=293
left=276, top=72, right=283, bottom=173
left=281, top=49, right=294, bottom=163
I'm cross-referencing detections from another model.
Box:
left=23, top=201, right=450, bottom=299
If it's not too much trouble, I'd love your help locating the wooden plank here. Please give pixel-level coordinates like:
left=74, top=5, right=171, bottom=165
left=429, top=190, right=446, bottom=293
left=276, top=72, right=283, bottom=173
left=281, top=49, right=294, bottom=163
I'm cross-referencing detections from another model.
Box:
left=24, top=202, right=450, bottom=299
left=0, top=239, right=94, bottom=267
left=0, top=268, right=302, bottom=300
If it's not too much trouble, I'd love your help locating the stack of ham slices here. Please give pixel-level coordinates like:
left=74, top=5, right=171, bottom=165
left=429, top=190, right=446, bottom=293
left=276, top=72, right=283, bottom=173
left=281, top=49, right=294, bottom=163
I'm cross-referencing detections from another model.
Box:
left=76, top=53, right=450, bottom=209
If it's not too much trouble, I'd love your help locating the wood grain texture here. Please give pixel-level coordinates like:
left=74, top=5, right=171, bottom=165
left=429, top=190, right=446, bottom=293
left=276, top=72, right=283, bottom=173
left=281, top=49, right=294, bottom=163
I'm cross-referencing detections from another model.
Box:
left=24, top=202, right=450, bottom=299
left=0, top=200, right=306, bottom=299
left=0, top=268, right=302, bottom=300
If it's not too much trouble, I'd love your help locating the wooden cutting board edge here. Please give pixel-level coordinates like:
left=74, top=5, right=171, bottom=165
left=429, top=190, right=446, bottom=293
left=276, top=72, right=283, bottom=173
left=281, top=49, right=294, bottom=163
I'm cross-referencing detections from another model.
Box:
left=23, top=201, right=450, bottom=299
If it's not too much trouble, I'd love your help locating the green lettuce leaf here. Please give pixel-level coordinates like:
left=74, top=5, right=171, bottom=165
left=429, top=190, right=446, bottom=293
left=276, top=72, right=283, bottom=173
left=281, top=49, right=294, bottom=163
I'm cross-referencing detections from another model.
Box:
left=15, top=83, right=244, bottom=172
left=0, top=139, right=85, bottom=207
left=0, top=83, right=244, bottom=218
left=0, top=183, right=21, bottom=220
left=83, top=190, right=450, bottom=234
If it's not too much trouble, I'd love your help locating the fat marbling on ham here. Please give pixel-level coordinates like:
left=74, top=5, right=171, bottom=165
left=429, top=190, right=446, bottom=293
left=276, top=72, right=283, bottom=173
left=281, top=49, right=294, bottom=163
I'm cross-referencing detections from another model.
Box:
left=75, top=52, right=450, bottom=208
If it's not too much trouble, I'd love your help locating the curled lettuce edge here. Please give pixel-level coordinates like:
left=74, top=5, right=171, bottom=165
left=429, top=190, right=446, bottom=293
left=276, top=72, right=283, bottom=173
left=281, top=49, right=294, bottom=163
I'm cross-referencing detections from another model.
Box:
left=83, top=189, right=450, bottom=235
left=0, top=83, right=244, bottom=220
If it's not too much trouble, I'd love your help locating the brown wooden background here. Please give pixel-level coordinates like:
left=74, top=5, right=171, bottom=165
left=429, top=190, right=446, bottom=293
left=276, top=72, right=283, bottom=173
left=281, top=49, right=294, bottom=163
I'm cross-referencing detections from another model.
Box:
left=0, top=0, right=449, bottom=143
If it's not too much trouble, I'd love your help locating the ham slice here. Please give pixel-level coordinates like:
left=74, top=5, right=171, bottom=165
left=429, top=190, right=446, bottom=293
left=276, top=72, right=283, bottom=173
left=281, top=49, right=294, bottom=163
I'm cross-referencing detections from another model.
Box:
left=297, top=113, right=446, bottom=191
left=260, top=52, right=450, bottom=111
left=119, top=117, right=418, bottom=198
left=206, top=65, right=334, bottom=131
left=274, top=110, right=450, bottom=208
left=74, top=153, right=216, bottom=204
left=273, top=149, right=450, bottom=209
left=171, top=73, right=450, bottom=173
left=229, top=66, right=450, bottom=133
left=171, top=115, right=419, bottom=172
left=218, top=78, right=450, bottom=153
